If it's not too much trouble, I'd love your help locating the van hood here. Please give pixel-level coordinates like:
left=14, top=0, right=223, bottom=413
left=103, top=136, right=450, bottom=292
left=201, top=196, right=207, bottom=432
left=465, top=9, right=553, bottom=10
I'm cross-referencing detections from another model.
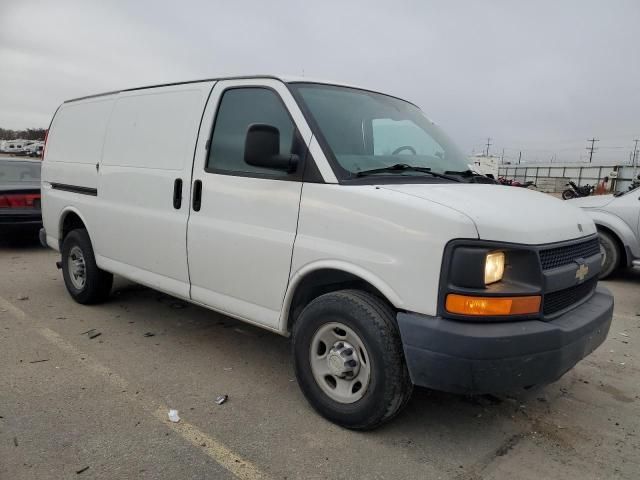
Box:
left=566, top=194, right=615, bottom=208
left=380, top=184, right=596, bottom=245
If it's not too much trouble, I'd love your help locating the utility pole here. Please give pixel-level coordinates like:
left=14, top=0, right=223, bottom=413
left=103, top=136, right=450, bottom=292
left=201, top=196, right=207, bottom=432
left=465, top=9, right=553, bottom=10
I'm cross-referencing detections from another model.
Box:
left=632, top=139, right=639, bottom=177
left=500, top=148, right=504, bottom=164
left=484, top=137, right=492, bottom=157
left=518, top=151, right=522, bottom=164
left=586, top=138, right=599, bottom=163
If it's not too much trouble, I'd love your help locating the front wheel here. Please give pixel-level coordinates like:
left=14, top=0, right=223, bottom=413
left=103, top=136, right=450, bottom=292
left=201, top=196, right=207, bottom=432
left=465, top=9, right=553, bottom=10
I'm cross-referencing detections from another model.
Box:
left=292, top=290, right=413, bottom=430
left=562, top=189, right=576, bottom=200
left=61, top=229, right=113, bottom=304
left=598, top=230, right=620, bottom=279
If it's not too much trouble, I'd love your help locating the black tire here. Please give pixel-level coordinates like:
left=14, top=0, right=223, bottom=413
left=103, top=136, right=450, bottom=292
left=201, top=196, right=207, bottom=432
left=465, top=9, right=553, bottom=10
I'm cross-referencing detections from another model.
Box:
left=292, top=290, right=413, bottom=430
left=598, top=230, right=620, bottom=279
left=61, top=229, right=113, bottom=304
left=562, top=189, right=576, bottom=200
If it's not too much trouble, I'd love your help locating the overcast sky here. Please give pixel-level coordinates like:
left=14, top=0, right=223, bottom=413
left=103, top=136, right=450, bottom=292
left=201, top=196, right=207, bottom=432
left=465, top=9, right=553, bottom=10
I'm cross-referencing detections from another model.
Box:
left=1, top=0, right=638, bottom=163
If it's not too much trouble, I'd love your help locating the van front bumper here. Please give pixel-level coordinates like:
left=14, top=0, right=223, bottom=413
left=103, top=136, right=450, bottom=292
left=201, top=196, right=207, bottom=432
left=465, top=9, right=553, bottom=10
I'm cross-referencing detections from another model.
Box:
left=396, top=286, right=613, bottom=394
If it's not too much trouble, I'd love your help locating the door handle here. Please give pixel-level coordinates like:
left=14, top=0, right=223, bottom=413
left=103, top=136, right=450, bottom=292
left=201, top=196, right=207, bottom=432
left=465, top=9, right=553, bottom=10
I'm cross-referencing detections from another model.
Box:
left=173, top=178, right=183, bottom=209
left=192, top=179, right=202, bottom=211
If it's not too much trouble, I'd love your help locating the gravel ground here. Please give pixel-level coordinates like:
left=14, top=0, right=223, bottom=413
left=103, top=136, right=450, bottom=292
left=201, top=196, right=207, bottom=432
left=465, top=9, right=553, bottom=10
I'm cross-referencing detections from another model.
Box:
left=1, top=238, right=638, bottom=479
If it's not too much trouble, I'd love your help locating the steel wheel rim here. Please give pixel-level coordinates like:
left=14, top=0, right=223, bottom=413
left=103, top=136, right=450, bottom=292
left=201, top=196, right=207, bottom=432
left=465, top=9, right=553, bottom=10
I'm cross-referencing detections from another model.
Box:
left=68, top=245, right=86, bottom=290
left=309, top=322, right=371, bottom=404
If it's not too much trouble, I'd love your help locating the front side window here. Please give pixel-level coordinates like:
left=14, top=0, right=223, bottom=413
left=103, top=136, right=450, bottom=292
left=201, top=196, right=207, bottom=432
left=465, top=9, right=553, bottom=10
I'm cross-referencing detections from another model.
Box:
left=291, top=83, right=469, bottom=181
left=207, top=88, right=297, bottom=176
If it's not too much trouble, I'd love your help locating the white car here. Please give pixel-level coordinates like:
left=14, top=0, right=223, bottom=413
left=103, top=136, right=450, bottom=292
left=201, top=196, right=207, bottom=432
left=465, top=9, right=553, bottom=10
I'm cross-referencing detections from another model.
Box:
left=569, top=189, right=640, bottom=278
left=39, top=75, right=613, bottom=429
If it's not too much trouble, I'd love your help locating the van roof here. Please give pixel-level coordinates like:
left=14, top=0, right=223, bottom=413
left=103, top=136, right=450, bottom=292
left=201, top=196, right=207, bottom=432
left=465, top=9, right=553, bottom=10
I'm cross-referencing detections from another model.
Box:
left=63, top=75, right=416, bottom=107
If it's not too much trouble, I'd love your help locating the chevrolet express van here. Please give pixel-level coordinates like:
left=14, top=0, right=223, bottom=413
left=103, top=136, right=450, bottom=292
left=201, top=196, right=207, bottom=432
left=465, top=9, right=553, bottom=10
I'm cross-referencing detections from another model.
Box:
left=40, top=76, right=613, bottom=429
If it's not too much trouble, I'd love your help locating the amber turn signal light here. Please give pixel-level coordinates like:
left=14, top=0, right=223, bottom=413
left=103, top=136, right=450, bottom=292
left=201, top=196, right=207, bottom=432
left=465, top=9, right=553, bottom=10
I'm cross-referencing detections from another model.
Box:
left=445, top=294, right=541, bottom=316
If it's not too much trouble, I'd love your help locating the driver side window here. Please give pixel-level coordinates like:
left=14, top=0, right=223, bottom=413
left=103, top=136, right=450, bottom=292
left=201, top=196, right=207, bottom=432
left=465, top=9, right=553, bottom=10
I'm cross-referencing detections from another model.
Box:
left=207, top=87, right=296, bottom=176
left=372, top=118, right=445, bottom=157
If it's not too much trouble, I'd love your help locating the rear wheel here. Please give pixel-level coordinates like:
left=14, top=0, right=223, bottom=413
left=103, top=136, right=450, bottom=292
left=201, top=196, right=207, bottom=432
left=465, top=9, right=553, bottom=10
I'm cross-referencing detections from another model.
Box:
left=61, top=229, right=113, bottom=304
left=292, top=290, right=413, bottom=430
left=562, top=189, right=576, bottom=200
left=598, top=230, right=620, bottom=279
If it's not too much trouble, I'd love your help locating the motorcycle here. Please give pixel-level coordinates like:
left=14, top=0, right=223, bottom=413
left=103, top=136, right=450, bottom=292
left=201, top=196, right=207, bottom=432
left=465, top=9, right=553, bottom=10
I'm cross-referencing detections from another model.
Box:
left=497, top=177, right=536, bottom=188
left=562, top=181, right=594, bottom=200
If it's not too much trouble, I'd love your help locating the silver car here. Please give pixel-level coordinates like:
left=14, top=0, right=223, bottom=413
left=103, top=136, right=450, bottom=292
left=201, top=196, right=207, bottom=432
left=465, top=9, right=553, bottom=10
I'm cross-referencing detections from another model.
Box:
left=570, top=188, right=640, bottom=278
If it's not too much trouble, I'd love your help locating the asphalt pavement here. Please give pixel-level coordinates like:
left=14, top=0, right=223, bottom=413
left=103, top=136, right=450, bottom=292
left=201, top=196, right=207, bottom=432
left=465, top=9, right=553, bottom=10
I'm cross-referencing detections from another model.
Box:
left=1, top=238, right=638, bottom=479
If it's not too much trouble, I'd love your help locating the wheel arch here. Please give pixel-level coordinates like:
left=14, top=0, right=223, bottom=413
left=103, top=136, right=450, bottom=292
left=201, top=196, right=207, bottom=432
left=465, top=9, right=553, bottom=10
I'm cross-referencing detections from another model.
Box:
left=596, top=224, right=628, bottom=268
left=58, top=207, right=92, bottom=250
left=280, top=261, right=402, bottom=335
left=589, top=210, right=637, bottom=267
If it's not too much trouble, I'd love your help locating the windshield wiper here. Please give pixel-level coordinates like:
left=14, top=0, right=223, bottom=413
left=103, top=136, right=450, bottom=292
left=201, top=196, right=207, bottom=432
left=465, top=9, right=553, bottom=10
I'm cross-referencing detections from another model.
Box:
left=444, top=169, right=498, bottom=184
left=355, top=163, right=461, bottom=182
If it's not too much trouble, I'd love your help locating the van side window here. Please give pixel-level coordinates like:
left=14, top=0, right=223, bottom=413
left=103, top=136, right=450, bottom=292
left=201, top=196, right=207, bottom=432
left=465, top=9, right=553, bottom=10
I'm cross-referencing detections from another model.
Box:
left=207, top=88, right=296, bottom=176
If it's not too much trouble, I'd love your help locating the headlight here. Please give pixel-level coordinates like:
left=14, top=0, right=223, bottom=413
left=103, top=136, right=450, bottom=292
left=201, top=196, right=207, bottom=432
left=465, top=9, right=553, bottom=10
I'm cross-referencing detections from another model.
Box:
left=441, top=241, right=542, bottom=320
left=484, top=251, right=505, bottom=285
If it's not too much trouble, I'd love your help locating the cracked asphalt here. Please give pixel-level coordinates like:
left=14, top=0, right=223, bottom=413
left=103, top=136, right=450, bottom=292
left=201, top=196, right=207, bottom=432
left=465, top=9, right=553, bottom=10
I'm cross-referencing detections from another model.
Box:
left=1, top=237, right=639, bottom=479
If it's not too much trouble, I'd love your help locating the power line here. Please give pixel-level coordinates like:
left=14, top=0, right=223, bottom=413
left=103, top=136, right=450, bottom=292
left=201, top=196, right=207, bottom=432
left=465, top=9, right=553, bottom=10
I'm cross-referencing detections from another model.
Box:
left=586, top=138, right=599, bottom=163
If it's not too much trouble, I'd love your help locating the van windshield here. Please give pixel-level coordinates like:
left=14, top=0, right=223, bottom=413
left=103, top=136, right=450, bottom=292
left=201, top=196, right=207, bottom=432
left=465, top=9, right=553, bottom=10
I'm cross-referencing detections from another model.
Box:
left=290, top=83, right=470, bottom=181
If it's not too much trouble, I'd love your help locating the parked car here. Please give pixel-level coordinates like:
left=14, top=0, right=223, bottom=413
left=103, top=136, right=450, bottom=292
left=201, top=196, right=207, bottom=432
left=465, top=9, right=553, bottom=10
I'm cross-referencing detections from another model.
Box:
left=40, top=75, right=613, bottom=430
left=0, top=158, right=42, bottom=237
left=569, top=188, right=640, bottom=278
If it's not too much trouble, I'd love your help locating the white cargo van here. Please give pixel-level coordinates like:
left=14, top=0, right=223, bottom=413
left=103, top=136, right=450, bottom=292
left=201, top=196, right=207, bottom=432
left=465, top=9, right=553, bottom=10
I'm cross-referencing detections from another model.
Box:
left=40, top=76, right=613, bottom=429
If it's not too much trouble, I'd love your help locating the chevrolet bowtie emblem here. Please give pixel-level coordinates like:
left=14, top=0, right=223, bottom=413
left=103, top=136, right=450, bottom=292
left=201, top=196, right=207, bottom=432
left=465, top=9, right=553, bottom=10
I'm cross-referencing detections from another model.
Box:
left=575, top=263, right=589, bottom=282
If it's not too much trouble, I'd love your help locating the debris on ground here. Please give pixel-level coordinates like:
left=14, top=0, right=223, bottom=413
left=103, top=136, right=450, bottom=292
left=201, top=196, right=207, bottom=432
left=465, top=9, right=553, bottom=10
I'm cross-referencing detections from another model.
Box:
left=76, top=466, right=90, bottom=474
left=17, top=295, right=28, bottom=301
left=215, top=395, right=228, bottom=405
left=223, top=367, right=233, bottom=371
left=619, top=332, right=629, bottom=337
left=13, top=436, right=18, bottom=447
left=29, top=359, right=49, bottom=364
left=80, top=328, right=102, bottom=339
left=143, top=332, right=155, bottom=337
left=168, top=409, right=180, bottom=423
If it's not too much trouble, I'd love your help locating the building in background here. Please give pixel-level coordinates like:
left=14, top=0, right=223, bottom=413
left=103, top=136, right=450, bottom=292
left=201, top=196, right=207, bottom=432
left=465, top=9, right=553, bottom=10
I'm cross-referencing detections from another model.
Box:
left=468, top=153, right=499, bottom=178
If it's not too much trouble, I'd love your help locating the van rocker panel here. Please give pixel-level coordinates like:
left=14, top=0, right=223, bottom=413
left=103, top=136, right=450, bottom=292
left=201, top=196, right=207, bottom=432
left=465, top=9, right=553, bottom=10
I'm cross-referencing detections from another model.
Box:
left=396, top=286, right=613, bottom=394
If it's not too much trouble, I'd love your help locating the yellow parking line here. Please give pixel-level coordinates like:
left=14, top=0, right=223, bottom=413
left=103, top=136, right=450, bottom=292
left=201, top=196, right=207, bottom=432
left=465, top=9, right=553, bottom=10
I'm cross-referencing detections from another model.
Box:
left=0, top=296, right=269, bottom=480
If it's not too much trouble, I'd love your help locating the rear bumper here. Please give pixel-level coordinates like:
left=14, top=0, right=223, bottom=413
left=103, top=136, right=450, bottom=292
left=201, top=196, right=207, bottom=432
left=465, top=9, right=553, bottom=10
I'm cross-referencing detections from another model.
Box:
left=397, top=286, right=613, bottom=394
left=0, top=210, right=42, bottom=227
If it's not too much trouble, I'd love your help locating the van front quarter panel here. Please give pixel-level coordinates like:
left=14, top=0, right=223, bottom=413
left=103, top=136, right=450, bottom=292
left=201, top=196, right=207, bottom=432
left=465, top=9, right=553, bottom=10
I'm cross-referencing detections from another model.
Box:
left=288, top=183, right=479, bottom=321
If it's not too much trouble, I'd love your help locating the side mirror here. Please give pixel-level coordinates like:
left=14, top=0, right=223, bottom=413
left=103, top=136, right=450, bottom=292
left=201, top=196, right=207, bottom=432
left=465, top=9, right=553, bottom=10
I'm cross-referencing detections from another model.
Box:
left=244, top=124, right=298, bottom=173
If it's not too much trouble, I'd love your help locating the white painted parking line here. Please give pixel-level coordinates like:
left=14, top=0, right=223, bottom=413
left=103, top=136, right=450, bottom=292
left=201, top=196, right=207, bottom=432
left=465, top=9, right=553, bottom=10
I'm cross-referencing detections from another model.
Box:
left=0, top=296, right=269, bottom=480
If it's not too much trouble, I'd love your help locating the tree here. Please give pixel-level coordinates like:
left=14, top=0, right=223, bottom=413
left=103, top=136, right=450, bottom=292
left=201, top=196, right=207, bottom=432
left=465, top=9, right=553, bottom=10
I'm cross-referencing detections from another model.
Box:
left=0, top=128, right=47, bottom=141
